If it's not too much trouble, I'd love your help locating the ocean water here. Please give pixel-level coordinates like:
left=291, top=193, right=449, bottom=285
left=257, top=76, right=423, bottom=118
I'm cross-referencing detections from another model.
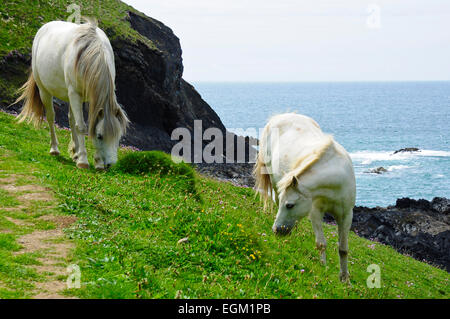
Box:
left=193, top=82, right=450, bottom=207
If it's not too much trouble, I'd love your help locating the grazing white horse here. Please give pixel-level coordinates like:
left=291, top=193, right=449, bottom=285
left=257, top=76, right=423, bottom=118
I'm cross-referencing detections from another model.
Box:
left=15, top=19, right=129, bottom=169
left=254, top=113, right=356, bottom=282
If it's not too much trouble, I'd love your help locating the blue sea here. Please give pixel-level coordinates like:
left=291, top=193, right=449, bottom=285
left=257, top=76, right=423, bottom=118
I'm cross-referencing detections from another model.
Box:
left=193, top=82, right=450, bottom=207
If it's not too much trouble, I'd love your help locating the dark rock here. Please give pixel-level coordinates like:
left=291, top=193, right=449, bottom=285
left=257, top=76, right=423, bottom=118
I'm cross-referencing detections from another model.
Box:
left=0, top=51, right=31, bottom=106
left=110, top=12, right=238, bottom=158
left=396, top=197, right=432, bottom=211
left=195, top=162, right=255, bottom=188
left=431, top=197, right=450, bottom=215
left=393, top=147, right=420, bottom=154
left=365, top=167, right=388, bottom=174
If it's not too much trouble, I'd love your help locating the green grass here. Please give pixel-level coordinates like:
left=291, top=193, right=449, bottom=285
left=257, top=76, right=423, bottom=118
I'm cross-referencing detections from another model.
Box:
left=0, top=111, right=448, bottom=299
left=0, top=188, right=47, bottom=298
left=0, top=0, right=155, bottom=56
left=0, top=0, right=157, bottom=105
left=0, top=189, right=20, bottom=207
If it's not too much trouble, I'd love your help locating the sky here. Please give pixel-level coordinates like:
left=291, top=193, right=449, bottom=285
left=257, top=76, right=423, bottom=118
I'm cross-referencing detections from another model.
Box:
left=123, top=0, right=450, bottom=82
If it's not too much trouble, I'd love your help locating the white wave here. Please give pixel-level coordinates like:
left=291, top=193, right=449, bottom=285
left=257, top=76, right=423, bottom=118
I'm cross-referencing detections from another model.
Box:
left=350, top=149, right=450, bottom=164
left=386, top=165, right=411, bottom=171
left=416, top=150, right=450, bottom=157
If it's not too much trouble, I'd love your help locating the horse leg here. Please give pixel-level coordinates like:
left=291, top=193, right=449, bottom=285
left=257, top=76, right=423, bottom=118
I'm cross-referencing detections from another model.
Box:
left=337, top=211, right=353, bottom=282
left=40, top=89, right=59, bottom=156
left=68, top=87, right=87, bottom=134
left=68, top=107, right=79, bottom=162
left=68, top=89, right=89, bottom=168
left=310, top=208, right=327, bottom=265
left=271, top=176, right=279, bottom=206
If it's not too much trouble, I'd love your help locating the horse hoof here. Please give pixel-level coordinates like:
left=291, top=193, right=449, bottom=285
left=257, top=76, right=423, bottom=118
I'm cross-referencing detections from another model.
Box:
left=339, top=272, right=350, bottom=283
left=50, top=150, right=60, bottom=156
left=319, top=253, right=327, bottom=266
left=76, top=162, right=89, bottom=169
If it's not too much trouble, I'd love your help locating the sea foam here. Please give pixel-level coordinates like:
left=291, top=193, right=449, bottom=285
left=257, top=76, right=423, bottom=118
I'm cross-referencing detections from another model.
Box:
left=350, top=150, right=450, bottom=165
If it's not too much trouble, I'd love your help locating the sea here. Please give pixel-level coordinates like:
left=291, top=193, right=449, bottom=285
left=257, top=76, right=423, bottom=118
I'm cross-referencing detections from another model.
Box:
left=193, top=81, right=450, bottom=207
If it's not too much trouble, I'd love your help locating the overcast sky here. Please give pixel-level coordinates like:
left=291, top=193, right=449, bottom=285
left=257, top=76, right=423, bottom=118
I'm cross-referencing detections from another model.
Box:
left=123, top=0, right=450, bottom=82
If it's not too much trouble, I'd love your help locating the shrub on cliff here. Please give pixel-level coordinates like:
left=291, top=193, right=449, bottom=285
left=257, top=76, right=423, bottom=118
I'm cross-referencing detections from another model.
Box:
left=113, top=150, right=198, bottom=199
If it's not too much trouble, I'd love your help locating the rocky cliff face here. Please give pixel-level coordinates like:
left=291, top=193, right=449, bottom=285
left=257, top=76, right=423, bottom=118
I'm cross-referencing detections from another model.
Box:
left=113, top=11, right=227, bottom=154
left=2, top=10, right=247, bottom=161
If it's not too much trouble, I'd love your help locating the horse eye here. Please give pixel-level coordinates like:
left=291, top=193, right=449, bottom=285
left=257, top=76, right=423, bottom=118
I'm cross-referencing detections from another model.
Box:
left=286, top=203, right=295, bottom=209
left=97, top=134, right=103, bottom=140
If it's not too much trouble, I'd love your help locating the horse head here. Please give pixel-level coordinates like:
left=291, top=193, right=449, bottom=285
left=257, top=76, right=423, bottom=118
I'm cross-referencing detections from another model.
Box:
left=272, top=176, right=312, bottom=235
left=91, top=103, right=129, bottom=169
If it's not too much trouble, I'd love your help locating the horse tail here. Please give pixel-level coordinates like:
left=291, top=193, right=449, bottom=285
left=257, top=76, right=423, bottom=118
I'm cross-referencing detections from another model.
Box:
left=15, top=71, right=45, bottom=126
left=253, top=152, right=274, bottom=212
left=73, top=18, right=128, bottom=138
left=253, top=123, right=275, bottom=212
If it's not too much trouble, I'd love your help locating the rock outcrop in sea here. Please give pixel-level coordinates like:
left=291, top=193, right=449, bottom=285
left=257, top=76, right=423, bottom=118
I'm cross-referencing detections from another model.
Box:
left=393, top=147, right=420, bottom=154
left=365, top=167, right=388, bottom=174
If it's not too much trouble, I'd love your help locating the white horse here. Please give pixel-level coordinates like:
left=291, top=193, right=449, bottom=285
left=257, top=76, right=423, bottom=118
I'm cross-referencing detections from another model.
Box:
left=15, top=19, right=129, bottom=169
left=254, top=113, right=356, bottom=282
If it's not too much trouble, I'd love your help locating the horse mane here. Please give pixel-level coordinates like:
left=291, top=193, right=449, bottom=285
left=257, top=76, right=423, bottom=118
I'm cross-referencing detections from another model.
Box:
left=277, top=135, right=334, bottom=195
left=73, top=17, right=128, bottom=138
left=253, top=114, right=332, bottom=212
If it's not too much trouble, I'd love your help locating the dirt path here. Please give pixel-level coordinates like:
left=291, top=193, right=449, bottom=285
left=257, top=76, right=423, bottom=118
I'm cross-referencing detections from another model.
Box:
left=0, top=172, right=77, bottom=299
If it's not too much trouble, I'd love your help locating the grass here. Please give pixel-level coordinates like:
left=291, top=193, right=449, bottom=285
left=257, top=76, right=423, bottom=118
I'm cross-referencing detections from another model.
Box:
left=0, top=0, right=157, bottom=105
left=0, top=189, right=20, bottom=207
left=0, top=110, right=448, bottom=299
left=0, top=0, right=155, bottom=56
left=0, top=183, right=48, bottom=297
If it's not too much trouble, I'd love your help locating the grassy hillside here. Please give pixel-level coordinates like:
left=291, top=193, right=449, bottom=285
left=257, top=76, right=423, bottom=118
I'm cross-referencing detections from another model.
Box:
left=0, top=0, right=155, bottom=56
left=0, top=110, right=448, bottom=299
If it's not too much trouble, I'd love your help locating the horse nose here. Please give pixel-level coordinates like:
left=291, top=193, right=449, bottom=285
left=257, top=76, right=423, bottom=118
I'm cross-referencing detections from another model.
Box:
left=272, top=225, right=291, bottom=236
left=105, top=163, right=112, bottom=169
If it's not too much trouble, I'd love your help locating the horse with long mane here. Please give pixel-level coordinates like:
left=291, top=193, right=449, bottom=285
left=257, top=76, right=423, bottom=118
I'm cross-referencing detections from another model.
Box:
left=254, top=113, right=356, bottom=282
left=15, top=19, right=129, bottom=169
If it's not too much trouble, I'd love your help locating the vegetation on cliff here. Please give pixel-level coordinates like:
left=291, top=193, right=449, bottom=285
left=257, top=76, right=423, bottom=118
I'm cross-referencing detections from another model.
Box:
left=0, top=0, right=155, bottom=57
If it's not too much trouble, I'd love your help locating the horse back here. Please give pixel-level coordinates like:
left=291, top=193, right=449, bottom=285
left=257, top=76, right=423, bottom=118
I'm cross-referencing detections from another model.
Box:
left=264, top=113, right=355, bottom=205
left=32, top=21, right=81, bottom=101
left=31, top=21, right=114, bottom=102
left=263, top=113, right=328, bottom=179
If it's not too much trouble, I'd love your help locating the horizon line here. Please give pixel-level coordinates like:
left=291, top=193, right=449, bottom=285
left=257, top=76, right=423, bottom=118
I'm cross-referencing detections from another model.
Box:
left=190, top=79, right=450, bottom=83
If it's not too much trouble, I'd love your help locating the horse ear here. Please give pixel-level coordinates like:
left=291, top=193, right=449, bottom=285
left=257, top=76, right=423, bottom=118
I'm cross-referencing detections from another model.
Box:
left=292, top=176, right=298, bottom=188
left=115, top=106, right=129, bottom=133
